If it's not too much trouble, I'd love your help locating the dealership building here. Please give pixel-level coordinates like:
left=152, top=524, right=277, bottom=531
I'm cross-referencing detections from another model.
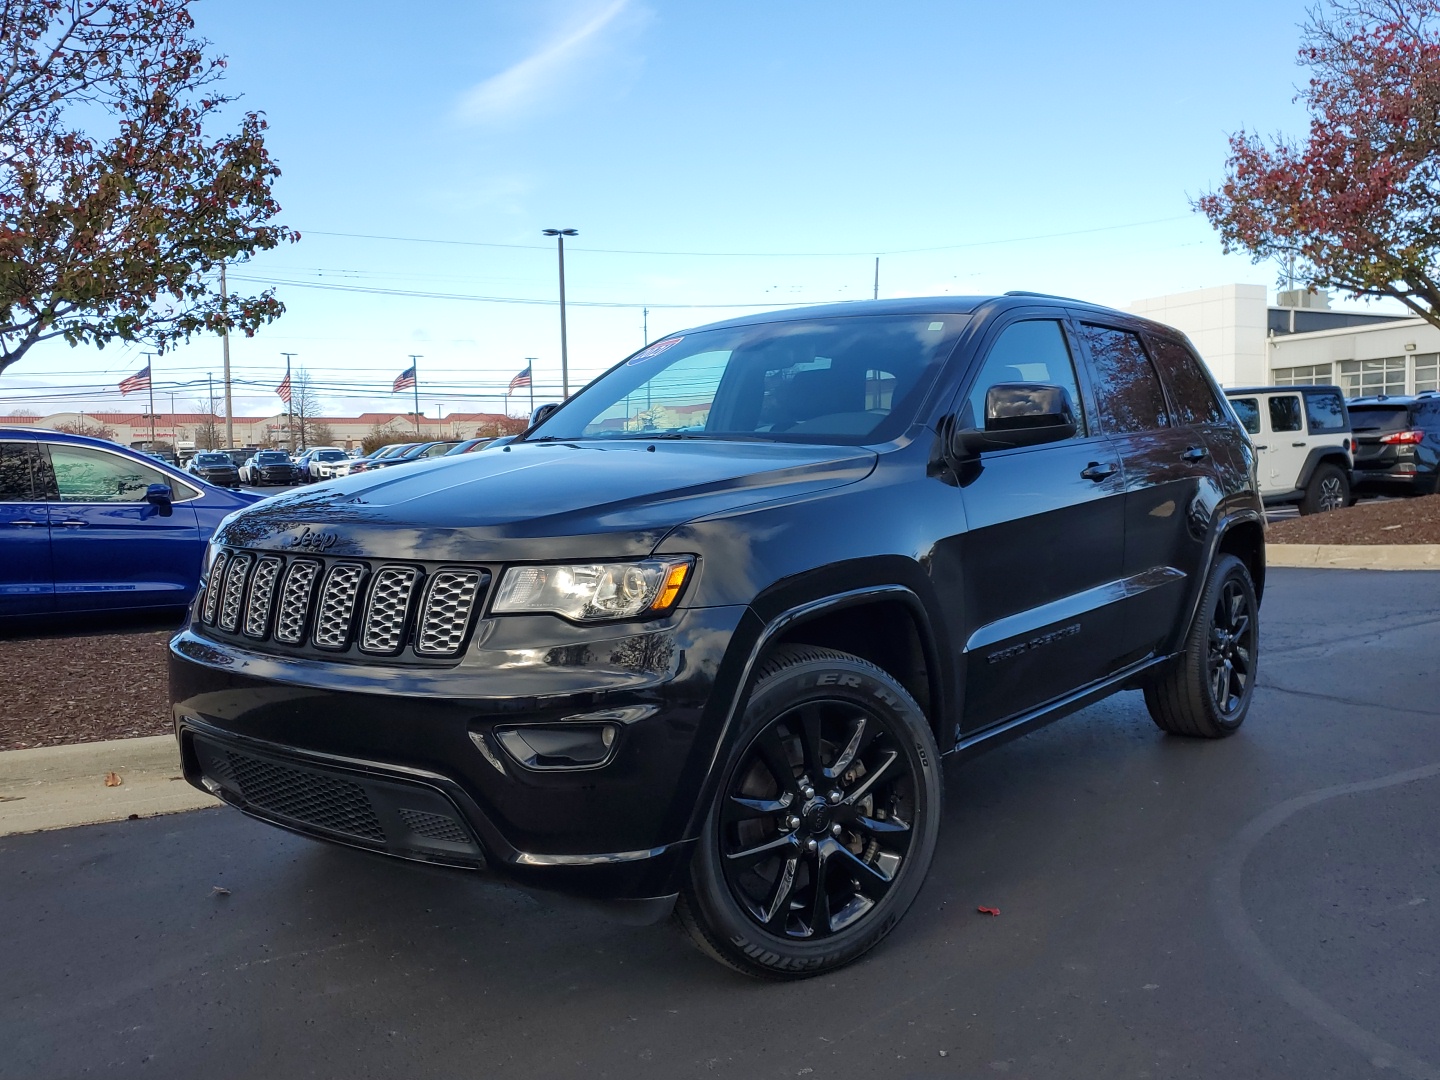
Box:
left=1127, top=284, right=1440, bottom=396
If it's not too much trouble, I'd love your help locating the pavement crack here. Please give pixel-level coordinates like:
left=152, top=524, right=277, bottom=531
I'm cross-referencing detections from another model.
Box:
left=1256, top=681, right=1440, bottom=719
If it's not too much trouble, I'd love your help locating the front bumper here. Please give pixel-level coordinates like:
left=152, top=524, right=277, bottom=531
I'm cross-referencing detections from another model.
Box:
left=169, top=603, right=755, bottom=903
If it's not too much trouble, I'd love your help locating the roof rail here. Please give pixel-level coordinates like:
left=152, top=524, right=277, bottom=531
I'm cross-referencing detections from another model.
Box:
left=1003, top=290, right=1088, bottom=303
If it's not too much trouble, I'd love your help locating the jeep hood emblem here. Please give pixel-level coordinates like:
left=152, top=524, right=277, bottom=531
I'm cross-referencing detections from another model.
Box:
left=286, top=527, right=339, bottom=551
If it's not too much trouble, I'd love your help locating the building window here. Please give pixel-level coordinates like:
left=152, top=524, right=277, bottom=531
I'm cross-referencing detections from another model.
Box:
left=1416, top=353, right=1439, bottom=393
left=1338, top=357, right=1407, bottom=398
left=1272, top=363, right=1332, bottom=387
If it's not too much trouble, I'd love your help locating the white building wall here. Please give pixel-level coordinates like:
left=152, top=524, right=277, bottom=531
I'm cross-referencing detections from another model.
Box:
left=1125, top=284, right=1270, bottom=387
left=1266, top=315, right=1440, bottom=395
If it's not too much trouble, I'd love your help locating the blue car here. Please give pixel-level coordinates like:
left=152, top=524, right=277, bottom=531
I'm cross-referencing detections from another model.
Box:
left=0, top=427, right=260, bottom=620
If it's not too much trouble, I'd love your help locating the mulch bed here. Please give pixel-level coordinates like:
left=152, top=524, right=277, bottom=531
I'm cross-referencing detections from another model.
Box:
left=0, top=627, right=173, bottom=751
left=1267, top=493, right=1440, bottom=545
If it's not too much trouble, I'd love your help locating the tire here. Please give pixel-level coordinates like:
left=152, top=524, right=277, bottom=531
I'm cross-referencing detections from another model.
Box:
left=1298, top=462, right=1349, bottom=514
left=1143, top=554, right=1258, bottom=738
left=676, top=645, right=942, bottom=979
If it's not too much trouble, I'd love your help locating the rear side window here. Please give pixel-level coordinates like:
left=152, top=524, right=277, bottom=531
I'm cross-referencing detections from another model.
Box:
left=1149, top=338, right=1225, bottom=424
left=1078, top=325, right=1170, bottom=434
left=1303, top=390, right=1348, bottom=434
left=1229, top=397, right=1261, bottom=435
left=1419, top=400, right=1440, bottom=425
left=0, top=442, right=37, bottom=501
left=1268, top=395, right=1303, bottom=433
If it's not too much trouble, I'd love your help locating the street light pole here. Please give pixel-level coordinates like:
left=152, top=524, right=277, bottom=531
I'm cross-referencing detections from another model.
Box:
left=542, top=228, right=577, bottom=397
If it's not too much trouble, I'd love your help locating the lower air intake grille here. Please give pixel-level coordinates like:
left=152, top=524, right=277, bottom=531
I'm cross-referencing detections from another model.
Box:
left=398, top=807, right=472, bottom=845
left=224, top=750, right=385, bottom=843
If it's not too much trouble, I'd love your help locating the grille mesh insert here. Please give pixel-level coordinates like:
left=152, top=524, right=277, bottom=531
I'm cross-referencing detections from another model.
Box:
left=274, top=560, right=320, bottom=644
left=360, top=567, right=419, bottom=654
left=398, top=807, right=472, bottom=845
left=313, top=563, right=364, bottom=649
left=243, top=556, right=283, bottom=638
left=224, top=751, right=385, bottom=842
left=201, top=551, right=229, bottom=625
left=218, top=553, right=252, bottom=632
left=415, top=571, right=482, bottom=656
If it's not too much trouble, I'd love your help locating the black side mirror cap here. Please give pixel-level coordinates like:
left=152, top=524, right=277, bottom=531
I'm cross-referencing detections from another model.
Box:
left=950, top=383, right=1079, bottom=458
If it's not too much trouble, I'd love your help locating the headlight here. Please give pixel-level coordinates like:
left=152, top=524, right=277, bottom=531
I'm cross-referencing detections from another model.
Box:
left=492, top=557, right=694, bottom=622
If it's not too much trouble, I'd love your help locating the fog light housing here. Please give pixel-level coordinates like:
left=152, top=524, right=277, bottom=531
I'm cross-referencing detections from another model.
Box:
left=494, top=724, right=619, bottom=770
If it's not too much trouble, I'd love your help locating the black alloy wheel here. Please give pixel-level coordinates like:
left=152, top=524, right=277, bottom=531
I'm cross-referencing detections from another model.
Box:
left=678, top=646, right=941, bottom=979
left=1143, top=553, right=1259, bottom=738
left=1300, top=462, right=1349, bottom=514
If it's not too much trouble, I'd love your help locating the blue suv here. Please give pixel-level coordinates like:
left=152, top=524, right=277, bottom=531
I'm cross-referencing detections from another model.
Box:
left=0, top=427, right=259, bottom=620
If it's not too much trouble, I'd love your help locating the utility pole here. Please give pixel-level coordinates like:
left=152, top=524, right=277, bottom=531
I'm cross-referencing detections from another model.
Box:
left=281, top=352, right=297, bottom=452
left=642, top=307, right=648, bottom=345
left=873, top=257, right=879, bottom=300
left=208, top=372, right=215, bottom=449
left=220, top=260, right=233, bottom=448
left=524, top=357, right=536, bottom=418
left=543, top=229, right=577, bottom=397
left=409, top=354, right=422, bottom=434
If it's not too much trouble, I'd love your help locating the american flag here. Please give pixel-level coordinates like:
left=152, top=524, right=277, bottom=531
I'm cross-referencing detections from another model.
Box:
left=118, top=364, right=151, bottom=395
left=393, top=365, right=416, bottom=392
left=276, top=372, right=292, bottom=404
left=508, top=365, right=532, bottom=394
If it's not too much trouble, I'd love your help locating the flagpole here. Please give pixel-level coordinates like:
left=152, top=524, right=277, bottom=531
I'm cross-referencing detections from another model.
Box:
left=409, top=354, right=422, bottom=435
left=281, top=353, right=296, bottom=452
left=143, top=352, right=155, bottom=448
left=525, top=358, right=536, bottom=418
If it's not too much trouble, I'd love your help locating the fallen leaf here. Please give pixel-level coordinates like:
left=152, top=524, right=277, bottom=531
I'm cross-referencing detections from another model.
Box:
left=977, top=906, right=1000, bottom=916
left=103, top=771, right=122, bottom=787
left=212, top=886, right=231, bottom=897
left=127, top=813, right=140, bottom=821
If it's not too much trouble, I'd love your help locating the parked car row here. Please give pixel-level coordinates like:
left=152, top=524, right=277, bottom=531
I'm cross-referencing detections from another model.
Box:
left=1222, top=385, right=1440, bottom=511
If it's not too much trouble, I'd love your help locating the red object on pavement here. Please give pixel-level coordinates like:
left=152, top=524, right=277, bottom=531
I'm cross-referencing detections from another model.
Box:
left=977, top=906, right=1000, bottom=916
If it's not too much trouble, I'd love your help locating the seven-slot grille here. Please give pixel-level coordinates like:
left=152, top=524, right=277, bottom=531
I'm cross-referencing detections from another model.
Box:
left=199, top=549, right=484, bottom=660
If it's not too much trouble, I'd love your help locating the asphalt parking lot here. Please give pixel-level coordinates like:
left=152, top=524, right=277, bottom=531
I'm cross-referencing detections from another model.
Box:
left=2, top=567, right=1437, bottom=1080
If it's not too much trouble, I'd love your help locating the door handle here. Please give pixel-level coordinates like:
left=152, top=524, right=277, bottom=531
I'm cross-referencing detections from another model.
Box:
left=59, top=520, right=88, bottom=527
left=10, top=519, right=40, bottom=526
left=1253, top=444, right=1268, bottom=450
left=1292, top=441, right=1307, bottom=447
left=1182, top=446, right=1209, bottom=462
left=1080, top=462, right=1117, bottom=482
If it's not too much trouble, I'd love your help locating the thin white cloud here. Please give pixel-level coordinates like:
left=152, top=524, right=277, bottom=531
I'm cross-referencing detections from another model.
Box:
left=456, top=1, right=635, bottom=125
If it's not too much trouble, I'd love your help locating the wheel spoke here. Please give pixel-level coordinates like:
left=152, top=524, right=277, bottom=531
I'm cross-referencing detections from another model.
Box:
left=724, top=832, right=797, bottom=871
left=1227, top=587, right=1245, bottom=627
left=841, top=749, right=899, bottom=807
left=722, top=792, right=792, bottom=826
left=796, top=705, right=826, bottom=783
left=753, top=725, right=798, bottom=793
left=1210, top=659, right=1227, bottom=705
left=1230, top=614, right=1249, bottom=640
left=828, top=842, right=896, bottom=900
left=828, top=714, right=869, bottom=779
left=807, top=844, right=832, bottom=936
left=761, top=857, right=799, bottom=928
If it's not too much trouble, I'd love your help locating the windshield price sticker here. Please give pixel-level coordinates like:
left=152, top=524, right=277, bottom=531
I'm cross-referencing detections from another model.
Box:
left=627, top=337, right=683, bottom=365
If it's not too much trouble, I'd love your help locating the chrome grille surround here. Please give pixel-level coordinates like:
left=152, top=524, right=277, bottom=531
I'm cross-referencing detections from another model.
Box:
left=200, top=551, right=230, bottom=625
left=360, top=566, right=419, bottom=654
left=415, top=570, right=482, bottom=656
left=243, top=556, right=284, bottom=639
left=312, top=563, right=365, bottom=650
left=274, top=559, right=321, bottom=644
left=218, top=553, right=252, bottom=632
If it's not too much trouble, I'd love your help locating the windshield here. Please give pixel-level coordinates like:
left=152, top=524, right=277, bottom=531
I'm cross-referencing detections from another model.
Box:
left=315, top=450, right=345, bottom=460
left=528, top=314, right=968, bottom=445
left=195, top=453, right=230, bottom=465
left=256, top=452, right=289, bottom=463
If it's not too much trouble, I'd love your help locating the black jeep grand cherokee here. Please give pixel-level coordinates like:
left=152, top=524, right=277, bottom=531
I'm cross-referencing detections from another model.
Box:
left=170, top=294, right=1264, bottom=978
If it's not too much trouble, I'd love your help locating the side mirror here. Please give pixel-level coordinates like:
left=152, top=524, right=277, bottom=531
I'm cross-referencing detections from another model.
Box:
left=530, top=402, right=561, bottom=427
left=951, top=383, right=1078, bottom=458
left=144, top=483, right=174, bottom=517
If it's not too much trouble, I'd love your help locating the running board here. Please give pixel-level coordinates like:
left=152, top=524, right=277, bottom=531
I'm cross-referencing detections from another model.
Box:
left=948, top=654, right=1170, bottom=760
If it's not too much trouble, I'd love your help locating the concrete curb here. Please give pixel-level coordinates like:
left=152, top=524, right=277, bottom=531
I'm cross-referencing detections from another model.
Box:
left=1267, top=543, right=1440, bottom=570
left=0, top=734, right=217, bottom=837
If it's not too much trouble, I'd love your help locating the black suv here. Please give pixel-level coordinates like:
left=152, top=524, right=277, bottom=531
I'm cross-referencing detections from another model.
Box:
left=1348, top=392, right=1440, bottom=497
left=169, top=295, right=1265, bottom=978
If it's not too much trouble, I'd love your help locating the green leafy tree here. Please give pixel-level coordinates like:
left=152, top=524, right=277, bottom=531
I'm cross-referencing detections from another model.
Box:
left=0, top=0, right=298, bottom=377
left=1198, top=0, right=1440, bottom=327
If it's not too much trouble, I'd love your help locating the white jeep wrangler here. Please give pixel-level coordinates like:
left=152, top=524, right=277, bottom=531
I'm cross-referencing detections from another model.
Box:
left=1224, top=385, right=1353, bottom=513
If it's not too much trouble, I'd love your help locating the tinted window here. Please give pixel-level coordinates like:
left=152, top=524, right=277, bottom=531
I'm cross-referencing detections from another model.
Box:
left=47, top=445, right=168, bottom=502
left=1349, top=404, right=1412, bottom=432
left=194, top=453, right=231, bottom=465
left=256, top=452, right=290, bottom=463
left=1303, top=390, right=1348, bottom=434
left=1268, top=395, right=1303, bottom=433
left=962, top=319, right=1086, bottom=436
left=1078, top=325, right=1170, bottom=434
left=1419, top=400, right=1440, bottom=425
left=1229, top=397, right=1261, bottom=435
left=0, top=442, right=37, bottom=501
left=1148, top=338, right=1225, bottom=424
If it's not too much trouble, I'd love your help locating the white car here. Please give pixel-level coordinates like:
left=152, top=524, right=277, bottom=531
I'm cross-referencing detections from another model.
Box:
left=1224, top=384, right=1354, bottom=513
left=305, top=448, right=350, bottom=480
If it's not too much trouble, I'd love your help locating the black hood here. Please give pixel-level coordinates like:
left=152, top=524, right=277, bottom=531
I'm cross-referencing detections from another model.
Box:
left=214, top=439, right=876, bottom=561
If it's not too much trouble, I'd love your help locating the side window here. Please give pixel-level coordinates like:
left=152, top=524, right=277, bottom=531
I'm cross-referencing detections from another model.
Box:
left=962, top=319, right=1086, bottom=436
left=1229, top=397, right=1261, bottom=435
left=1303, top=390, right=1348, bottom=434
left=0, top=442, right=37, bottom=501
left=1268, top=395, right=1303, bottom=433
left=46, top=445, right=169, bottom=503
left=1148, top=337, right=1225, bottom=424
left=1077, top=324, right=1171, bottom=434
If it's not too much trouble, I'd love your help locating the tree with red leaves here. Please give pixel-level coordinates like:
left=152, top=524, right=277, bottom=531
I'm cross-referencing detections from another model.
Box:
left=1198, top=0, right=1440, bottom=327
left=0, top=0, right=297, bottom=376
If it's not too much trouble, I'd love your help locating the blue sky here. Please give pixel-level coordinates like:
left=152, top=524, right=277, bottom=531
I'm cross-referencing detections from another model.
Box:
left=4, top=0, right=1363, bottom=422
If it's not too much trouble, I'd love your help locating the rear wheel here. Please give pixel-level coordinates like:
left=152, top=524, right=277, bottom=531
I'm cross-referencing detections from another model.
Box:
left=1299, top=462, right=1349, bottom=514
left=1144, top=554, right=1258, bottom=738
left=677, top=645, right=942, bottom=979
